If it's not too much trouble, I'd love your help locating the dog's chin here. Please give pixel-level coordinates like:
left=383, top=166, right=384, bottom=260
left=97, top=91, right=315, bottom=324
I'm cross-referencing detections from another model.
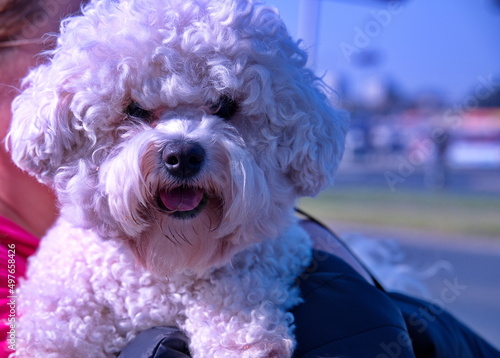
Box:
left=129, top=188, right=231, bottom=277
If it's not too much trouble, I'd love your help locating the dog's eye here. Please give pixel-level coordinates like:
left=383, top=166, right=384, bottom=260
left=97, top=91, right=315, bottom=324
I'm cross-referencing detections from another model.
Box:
left=210, top=96, right=239, bottom=120
left=125, top=102, right=152, bottom=120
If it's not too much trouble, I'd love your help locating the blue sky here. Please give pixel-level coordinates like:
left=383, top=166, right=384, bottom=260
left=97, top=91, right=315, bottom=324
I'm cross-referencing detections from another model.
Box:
left=264, top=0, right=500, bottom=103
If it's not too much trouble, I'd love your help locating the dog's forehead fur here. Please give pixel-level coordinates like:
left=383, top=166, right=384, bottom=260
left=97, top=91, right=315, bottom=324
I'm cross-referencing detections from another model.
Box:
left=58, top=0, right=297, bottom=108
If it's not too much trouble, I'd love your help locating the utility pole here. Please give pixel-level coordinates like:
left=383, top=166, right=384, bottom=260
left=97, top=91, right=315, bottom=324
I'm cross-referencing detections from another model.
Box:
left=297, top=0, right=321, bottom=69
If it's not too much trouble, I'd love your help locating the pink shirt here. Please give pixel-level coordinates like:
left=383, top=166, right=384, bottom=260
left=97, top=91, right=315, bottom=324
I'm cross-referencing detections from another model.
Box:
left=0, top=217, right=39, bottom=357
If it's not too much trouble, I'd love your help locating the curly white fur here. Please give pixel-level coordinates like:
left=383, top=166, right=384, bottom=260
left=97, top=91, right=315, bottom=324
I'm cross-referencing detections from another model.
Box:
left=7, top=0, right=348, bottom=357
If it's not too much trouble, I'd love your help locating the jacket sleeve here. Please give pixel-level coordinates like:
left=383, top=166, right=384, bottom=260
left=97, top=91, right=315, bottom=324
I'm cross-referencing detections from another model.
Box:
left=118, top=327, right=191, bottom=358
left=389, top=291, right=500, bottom=358
left=291, top=250, right=416, bottom=358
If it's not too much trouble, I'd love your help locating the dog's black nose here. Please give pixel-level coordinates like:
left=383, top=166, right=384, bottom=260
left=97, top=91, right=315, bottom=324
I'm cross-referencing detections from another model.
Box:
left=163, top=141, right=205, bottom=178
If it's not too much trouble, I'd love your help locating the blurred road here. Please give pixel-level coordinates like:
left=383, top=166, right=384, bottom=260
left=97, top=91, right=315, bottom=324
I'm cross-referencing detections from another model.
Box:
left=328, top=162, right=500, bottom=349
left=331, top=223, right=500, bottom=351
left=401, top=241, right=500, bottom=351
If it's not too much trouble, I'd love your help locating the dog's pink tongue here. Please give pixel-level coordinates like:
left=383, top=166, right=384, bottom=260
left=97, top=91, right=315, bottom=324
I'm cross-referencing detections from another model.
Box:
left=160, top=187, right=204, bottom=211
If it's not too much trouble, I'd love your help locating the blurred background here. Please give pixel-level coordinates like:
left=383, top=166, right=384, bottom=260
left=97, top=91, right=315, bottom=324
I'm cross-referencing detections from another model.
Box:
left=266, top=0, right=500, bottom=349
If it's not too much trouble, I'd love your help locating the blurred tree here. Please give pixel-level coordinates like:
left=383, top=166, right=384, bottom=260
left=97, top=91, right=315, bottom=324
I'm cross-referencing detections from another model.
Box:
left=478, top=84, right=500, bottom=108
left=477, top=89, right=500, bottom=107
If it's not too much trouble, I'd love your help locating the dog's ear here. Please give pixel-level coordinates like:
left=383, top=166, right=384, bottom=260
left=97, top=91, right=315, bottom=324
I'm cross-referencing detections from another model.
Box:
left=6, top=64, right=75, bottom=185
left=276, top=75, right=350, bottom=197
left=241, top=3, right=350, bottom=197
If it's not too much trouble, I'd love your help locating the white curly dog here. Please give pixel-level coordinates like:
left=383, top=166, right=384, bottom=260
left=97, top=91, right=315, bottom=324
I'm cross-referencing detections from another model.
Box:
left=7, top=0, right=348, bottom=356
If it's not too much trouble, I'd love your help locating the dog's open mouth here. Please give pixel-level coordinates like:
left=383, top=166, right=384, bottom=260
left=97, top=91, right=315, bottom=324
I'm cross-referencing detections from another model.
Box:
left=158, top=186, right=208, bottom=219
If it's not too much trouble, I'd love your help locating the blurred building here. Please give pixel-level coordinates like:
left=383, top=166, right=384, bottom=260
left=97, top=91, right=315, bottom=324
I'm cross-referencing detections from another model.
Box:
left=267, top=0, right=500, bottom=170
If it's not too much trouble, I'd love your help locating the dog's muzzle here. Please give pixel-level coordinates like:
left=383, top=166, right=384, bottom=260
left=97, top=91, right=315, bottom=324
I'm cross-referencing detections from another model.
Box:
left=158, top=141, right=209, bottom=219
